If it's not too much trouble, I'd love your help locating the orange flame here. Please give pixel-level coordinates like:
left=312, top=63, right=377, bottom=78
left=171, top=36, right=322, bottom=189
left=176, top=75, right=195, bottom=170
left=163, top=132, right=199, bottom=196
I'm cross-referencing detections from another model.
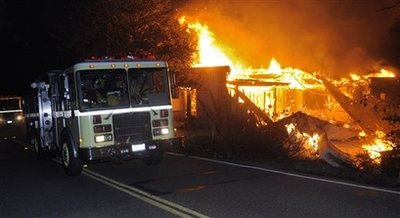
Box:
left=180, top=16, right=397, bottom=165
left=179, top=16, right=233, bottom=68
left=180, top=16, right=321, bottom=90
left=373, top=69, right=396, bottom=78
left=349, top=69, right=396, bottom=82
left=361, top=131, right=394, bottom=164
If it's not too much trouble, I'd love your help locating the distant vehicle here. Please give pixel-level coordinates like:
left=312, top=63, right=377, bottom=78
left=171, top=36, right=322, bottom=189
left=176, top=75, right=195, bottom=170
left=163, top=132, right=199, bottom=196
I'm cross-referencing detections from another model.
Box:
left=24, top=56, right=181, bottom=176
left=0, top=96, right=25, bottom=139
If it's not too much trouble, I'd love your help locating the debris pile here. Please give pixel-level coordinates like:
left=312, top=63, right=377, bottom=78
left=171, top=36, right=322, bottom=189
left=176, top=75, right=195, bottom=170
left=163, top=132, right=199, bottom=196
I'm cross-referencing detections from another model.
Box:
left=176, top=87, right=399, bottom=178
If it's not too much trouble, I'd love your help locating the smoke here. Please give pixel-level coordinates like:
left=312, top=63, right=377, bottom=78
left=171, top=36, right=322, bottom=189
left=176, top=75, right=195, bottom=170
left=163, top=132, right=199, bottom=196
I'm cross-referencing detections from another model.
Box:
left=180, top=0, right=400, bottom=78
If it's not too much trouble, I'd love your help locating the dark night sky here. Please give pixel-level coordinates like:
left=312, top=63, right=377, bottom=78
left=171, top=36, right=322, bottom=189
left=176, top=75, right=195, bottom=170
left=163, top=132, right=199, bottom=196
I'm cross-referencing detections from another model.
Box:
left=2, top=1, right=40, bottom=96
left=1, top=0, right=71, bottom=97
left=2, top=0, right=400, bottom=97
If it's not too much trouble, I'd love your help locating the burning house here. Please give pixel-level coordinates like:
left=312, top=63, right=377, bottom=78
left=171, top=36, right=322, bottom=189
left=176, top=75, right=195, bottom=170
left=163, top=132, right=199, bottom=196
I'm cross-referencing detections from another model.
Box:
left=174, top=16, right=400, bottom=175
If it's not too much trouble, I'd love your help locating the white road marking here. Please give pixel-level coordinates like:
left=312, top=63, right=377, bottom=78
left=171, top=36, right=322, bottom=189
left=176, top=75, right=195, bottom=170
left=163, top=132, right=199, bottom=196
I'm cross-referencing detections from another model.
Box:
left=21, top=141, right=399, bottom=215
left=167, top=152, right=400, bottom=195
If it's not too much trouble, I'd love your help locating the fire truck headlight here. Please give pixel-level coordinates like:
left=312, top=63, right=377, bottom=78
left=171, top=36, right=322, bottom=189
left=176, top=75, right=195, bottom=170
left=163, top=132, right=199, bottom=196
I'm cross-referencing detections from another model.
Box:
left=95, top=134, right=113, bottom=143
left=153, top=128, right=169, bottom=136
left=161, top=128, right=169, bottom=135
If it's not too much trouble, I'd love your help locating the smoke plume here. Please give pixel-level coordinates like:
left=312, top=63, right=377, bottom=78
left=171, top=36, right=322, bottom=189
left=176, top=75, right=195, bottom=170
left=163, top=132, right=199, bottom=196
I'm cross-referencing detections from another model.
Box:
left=180, top=0, right=400, bottom=78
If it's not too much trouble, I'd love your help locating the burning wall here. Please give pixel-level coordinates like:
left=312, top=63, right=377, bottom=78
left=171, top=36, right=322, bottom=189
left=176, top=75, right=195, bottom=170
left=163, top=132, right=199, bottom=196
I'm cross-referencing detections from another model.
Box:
left=172, top=66, right=232, bottom=135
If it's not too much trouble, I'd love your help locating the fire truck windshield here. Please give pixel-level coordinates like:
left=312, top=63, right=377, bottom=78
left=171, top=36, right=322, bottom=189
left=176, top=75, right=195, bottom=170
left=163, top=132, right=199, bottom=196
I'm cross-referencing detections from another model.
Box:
left=0, top=98, right=22, bottom=111
left=77, top=68, right=170, bottom=111
left=128, top=68, right=167, bottom=106
left=78, top=69, right=129, bottom=110
left=0, top=96, right=24, bottom=128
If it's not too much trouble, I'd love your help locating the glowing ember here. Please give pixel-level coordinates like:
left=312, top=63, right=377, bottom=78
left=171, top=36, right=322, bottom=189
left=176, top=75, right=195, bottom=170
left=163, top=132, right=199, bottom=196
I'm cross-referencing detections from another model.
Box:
left=286, top=123, right=296, bottom=134
left=358, top=131, right=366, bottom=137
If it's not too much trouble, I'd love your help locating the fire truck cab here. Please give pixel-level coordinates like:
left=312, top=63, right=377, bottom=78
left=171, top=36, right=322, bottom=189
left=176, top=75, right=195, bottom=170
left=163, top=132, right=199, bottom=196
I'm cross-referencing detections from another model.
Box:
left=24, top=56, right=180, bottom=176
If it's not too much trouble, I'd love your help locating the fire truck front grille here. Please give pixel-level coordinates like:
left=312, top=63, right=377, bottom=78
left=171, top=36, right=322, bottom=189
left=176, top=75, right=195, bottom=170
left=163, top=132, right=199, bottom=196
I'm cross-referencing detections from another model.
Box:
left=113, top=112, right=151, bottom=144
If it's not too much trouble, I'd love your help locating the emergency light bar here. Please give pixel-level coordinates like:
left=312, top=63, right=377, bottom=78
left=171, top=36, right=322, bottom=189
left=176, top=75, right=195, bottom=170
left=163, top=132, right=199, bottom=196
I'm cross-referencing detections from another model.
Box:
left=83, top=54, right=156, bottom=62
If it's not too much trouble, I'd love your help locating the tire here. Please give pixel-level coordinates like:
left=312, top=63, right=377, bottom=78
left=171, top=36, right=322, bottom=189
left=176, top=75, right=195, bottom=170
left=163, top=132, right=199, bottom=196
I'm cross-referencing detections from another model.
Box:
left=61, top=137, right=82, bottom=176
left=143, top=151, right=164, bottom=165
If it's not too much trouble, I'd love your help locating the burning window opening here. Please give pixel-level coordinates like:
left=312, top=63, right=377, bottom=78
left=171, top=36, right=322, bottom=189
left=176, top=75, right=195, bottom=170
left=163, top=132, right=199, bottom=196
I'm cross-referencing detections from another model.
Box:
left=177, top=16, right=399, bottom=170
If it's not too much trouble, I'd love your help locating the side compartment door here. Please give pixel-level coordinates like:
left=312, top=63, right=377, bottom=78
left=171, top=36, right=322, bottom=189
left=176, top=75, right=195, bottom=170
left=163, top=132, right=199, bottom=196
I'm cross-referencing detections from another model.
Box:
left=50, top=75, right=63, bottom=149
left=38, top=83, right=54, bottom=147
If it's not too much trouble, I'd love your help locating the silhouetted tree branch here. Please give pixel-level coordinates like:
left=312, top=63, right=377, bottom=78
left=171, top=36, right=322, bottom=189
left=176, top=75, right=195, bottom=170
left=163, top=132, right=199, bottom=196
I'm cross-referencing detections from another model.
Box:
left=48, top=0, right=197, bottom=87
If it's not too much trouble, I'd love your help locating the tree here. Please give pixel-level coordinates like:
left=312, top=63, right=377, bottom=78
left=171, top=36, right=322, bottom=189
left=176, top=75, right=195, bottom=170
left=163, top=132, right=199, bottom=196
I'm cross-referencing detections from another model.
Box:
left=381, top=16, right=400, bottom=69
left=55, top=0, right=197, bottom=86
left=376, top=0, right=400, bottom=72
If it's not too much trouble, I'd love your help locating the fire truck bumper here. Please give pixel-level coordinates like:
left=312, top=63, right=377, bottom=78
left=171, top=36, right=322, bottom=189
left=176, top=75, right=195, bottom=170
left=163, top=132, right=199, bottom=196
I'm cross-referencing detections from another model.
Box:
left=78, top=137, right=183, bottom=162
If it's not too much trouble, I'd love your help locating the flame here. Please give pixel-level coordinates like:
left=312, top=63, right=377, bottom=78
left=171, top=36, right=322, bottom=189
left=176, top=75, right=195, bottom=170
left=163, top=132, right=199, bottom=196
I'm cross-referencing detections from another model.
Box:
left=180, top=16, right=321, bottom=91
left=348, top=69, right=395, bottom=83
left=350, top=74, right=361, bottom=81
left=179, top=16, right=234, bottom=68
left=179, top=16, right=397, bottom=165
left=266, top=58, right=282, bottom=75
left=373, top=69, right=396, bottom=78
left=361, top=131, right=394, bottom=164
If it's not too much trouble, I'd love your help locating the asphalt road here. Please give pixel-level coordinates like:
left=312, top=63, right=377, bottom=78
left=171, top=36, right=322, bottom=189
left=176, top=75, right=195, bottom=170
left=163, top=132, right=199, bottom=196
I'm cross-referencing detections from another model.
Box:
left=0, top=139, right=177, bottom=218
left=1, top=138, right=399, bottom=218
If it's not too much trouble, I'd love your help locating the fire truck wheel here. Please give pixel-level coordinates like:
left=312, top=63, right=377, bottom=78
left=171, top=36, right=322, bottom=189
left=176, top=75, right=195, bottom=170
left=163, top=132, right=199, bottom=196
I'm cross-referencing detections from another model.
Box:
left=143, top=151, right=164, bottom=165
left=61, top=139, right=82, bottom=176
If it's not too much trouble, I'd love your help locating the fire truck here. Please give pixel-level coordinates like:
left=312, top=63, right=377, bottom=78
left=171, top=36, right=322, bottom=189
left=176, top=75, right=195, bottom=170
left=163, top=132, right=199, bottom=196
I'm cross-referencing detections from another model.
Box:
left=24, top=56, right=180, bottom=176
left=0, top=95, right=25, bottom=139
